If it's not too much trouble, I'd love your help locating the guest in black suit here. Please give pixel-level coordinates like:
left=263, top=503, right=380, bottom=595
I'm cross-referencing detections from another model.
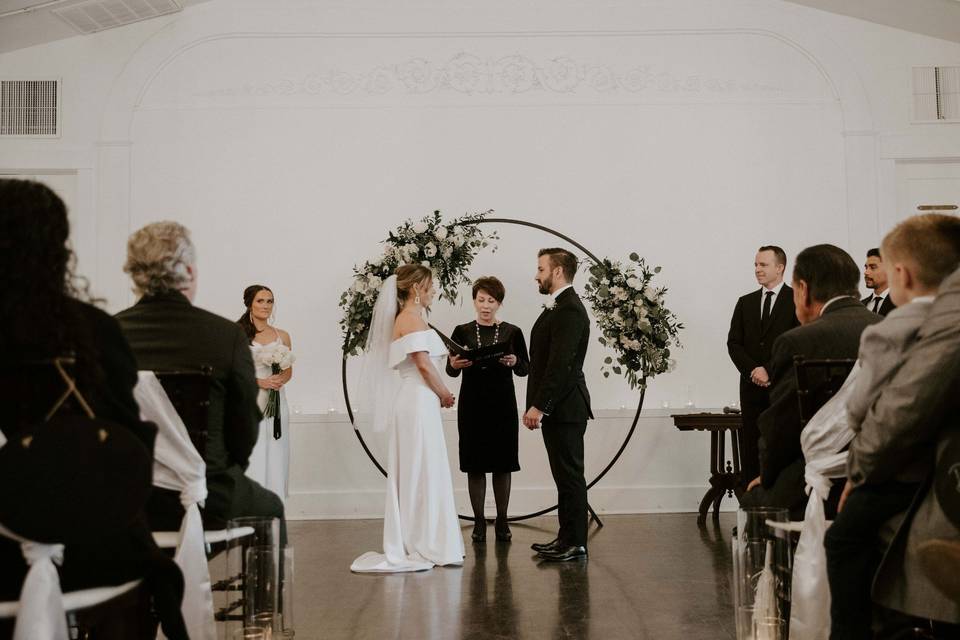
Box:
left=115, top=221, right=285, bottom=541
left=727, top=245, right=799, bottom=484
left=862, top=247, right=897, bottom=316
left=523, top=248, right=593, bottom=562
left=0, top=179, right=187, bottom=639
left=741, top=244, right=882, bottom=515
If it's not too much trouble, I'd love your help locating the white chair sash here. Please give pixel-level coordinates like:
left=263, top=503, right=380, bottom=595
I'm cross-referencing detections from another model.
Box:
left=134, top=372, right=216, bottom=640
left=0, top=522, right=67, bottom=640
left=790, top=363, right=860, bottom=640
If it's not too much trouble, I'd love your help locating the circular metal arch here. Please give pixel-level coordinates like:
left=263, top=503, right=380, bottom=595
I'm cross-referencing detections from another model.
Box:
left=341, top=217, right=648, bottom=522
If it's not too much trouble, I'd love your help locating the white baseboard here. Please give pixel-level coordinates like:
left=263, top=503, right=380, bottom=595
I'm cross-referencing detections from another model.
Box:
left=284, top=485, right=736, bottom=520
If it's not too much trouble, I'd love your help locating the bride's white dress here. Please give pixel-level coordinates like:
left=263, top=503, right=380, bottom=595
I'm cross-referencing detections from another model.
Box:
left=246, top=335, right=290, bottom=499
left=351, top=329, right=465, bottom=573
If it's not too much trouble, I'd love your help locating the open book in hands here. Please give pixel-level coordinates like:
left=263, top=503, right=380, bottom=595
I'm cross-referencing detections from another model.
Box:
left=429, top=324, right=512, bottom=364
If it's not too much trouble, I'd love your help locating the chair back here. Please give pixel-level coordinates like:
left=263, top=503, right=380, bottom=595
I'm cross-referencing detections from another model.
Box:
left=793, top=357, right=857, bottom=428
left=153, top=367, right=213, bottom=459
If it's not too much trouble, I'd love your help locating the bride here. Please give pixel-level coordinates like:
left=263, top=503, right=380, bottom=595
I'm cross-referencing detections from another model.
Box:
left=351, top=264, right=466, bottom=572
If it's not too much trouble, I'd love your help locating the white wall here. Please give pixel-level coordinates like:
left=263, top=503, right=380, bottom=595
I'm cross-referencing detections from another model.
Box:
left=2, top=0, right=959, bottom=518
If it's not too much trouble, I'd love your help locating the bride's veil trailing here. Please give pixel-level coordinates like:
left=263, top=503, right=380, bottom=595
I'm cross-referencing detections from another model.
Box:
left=362, top=274, right=400, bottom=433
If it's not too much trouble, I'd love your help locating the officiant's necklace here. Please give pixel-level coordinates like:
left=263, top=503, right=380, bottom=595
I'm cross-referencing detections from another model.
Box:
left=475, top=320, right=500, bottom=348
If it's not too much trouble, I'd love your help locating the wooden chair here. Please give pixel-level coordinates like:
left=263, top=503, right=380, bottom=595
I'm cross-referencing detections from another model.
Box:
left=152, top=367, right=214, bottom=460
left=794, top=357, right=857, bottom=428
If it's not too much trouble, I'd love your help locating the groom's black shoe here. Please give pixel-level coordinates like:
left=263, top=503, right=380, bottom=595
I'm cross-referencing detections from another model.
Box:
left=538, top=545, right=587, bottom=562
left=531, top=538, right=561, bottom=553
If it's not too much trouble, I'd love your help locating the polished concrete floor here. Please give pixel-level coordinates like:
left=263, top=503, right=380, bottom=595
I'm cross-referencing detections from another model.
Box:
left=287, top=513, right=736, bottom=640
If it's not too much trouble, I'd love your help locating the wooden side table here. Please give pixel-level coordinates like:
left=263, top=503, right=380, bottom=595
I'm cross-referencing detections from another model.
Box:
left=671, top=412, right=743, bottom=525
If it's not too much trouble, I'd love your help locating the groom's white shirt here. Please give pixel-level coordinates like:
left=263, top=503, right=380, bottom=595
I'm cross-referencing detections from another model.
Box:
left=551, top=284, right=573, bottom=302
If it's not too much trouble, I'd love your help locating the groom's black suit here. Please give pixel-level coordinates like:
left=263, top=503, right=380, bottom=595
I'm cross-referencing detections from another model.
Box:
left=527, top=286, right=593, bottom=548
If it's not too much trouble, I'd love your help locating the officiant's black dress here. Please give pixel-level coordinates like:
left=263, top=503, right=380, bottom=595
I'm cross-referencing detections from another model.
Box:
left=445, top=321, right=529, bottom=473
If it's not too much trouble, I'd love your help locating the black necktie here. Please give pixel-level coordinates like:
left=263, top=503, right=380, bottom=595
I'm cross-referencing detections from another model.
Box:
left=871, top=296, right=882, bottom=313
left=762, top=291, right=773, bottom=326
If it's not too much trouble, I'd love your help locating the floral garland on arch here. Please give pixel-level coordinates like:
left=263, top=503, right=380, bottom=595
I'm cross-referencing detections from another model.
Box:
left=583, top=253, right=684, bottom=389
left=338, top=210, right=498, bottom=355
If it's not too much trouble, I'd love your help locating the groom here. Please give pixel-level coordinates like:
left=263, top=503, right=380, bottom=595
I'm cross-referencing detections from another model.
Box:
left=523, top=247, right=594, bottom=562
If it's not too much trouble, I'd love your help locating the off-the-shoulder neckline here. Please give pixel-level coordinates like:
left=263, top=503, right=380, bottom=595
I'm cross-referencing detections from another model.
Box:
left=391, top=328, right=435, bottom=344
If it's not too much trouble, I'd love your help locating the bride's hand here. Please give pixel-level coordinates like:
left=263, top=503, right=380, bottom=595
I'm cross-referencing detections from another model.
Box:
left=257, top=376, right=282, bottom=390
left=440, top=392, right=455, bottom=408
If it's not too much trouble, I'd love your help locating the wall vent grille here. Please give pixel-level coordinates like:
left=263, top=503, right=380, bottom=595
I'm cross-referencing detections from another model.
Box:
left=913, top=66, right=960, bottom=122
left=0, top=79, right=60, bottom=137
left=52, top=0, right=182, bottom=35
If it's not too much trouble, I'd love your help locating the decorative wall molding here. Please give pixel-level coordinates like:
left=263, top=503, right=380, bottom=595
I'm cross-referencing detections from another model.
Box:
left=193, top=52, right=787, bottom=99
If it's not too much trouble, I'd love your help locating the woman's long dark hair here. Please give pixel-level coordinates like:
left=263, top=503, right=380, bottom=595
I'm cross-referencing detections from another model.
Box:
left=0, top=179, right=101, bottom=409
left=238, top=284, right=273, bottom=342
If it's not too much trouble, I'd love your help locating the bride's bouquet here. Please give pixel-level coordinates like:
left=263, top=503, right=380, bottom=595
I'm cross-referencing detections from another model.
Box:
left=253, top=343, right=296, bottom=437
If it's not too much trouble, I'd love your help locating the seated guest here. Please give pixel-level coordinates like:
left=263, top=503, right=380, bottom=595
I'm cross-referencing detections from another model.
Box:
left=115, top=221, right=285, bottom=539
left=829, top=216, right=960, bottom=638
left=0, top=179, right=187, bottom=639
left=741, top=244, right=881, bottom=514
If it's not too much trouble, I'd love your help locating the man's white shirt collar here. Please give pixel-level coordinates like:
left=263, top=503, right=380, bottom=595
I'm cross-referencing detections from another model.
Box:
left=552, top=284, right=574, bottom=301
left=820, top=295, right=855, bottom=316
left=763, top=281, right=785, bottom=296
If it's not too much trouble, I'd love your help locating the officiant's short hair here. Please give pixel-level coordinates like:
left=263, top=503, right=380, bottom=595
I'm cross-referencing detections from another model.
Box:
left=538, top=248, right=578, bottom=282
left=472, top=277, right=505, bottom=303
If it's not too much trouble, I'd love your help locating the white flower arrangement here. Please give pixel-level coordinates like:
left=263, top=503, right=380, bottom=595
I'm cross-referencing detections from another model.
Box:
left=583, top=253, right=683, bottom=389
left=339, top=210, right=498, bottom=355
left=253, top=342, right=295, bottom=418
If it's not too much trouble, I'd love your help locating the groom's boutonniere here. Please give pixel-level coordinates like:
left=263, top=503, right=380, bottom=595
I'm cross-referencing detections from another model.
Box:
left=542, top=299, right=555, bottom=311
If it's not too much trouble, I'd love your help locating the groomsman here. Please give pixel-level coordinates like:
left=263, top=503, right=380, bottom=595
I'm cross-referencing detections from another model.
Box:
left=727, top=246, right=799, bottom=485
left=524, top=248, right=593, bottom=562
left=863, top=247, right=897, bottom=316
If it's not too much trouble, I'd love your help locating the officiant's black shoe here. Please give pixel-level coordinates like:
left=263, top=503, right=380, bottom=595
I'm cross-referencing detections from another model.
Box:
left=471, top=522, right=486, bottom=543
left=494, top=518, right=512, bottom=542
left=531, top=538, right=561, bottom=553
left=538, top=545, right=587, bottom=562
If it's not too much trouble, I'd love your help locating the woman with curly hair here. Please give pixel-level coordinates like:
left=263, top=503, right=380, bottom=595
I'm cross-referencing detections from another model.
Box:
left=0, top=178, right=187, bottom=639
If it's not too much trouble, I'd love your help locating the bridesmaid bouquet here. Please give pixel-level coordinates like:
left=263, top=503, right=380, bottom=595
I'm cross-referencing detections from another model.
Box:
left=253, top=343, right=296, bottom=437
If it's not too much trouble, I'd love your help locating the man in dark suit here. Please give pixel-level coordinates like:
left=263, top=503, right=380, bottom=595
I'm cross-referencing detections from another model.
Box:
left=741, top=244, right=882, bottom=514
left=115, top=222, right=285, bottom=539
left=862, top=247, right=897, bottom=316
left=727, top=245, right=799, bottom=484
left=523, top=248, right=593, bottom=562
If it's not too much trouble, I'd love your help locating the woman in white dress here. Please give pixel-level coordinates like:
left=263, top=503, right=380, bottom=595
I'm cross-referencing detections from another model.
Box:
left=351, top=264, right=466, bottom=572
left=238, top=284, right=292, bottom=499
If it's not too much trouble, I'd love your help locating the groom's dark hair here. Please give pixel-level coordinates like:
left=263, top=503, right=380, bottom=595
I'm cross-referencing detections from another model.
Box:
left=538, top=248, right=578, bottom=282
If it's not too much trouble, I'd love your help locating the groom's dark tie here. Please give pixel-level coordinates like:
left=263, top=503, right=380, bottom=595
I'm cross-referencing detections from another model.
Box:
left=871, top=296, right=882, bottom=314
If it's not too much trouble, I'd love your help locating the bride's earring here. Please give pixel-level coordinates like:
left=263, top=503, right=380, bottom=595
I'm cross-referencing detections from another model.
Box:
left=414, top=290, right=421, bottom=306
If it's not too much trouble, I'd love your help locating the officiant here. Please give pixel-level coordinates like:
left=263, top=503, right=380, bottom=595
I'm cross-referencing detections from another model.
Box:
left=446, top=276, right=530, bottom=543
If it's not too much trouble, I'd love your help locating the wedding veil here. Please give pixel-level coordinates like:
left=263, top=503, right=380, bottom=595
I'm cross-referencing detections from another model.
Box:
left=362, top=274, right=400, bottom=433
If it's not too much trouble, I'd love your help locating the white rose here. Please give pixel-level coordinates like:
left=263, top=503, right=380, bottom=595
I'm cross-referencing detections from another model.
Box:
left=412, top=221, right=429, bottom=234
left=643, top=286, right=657, bottom=301
left=367, top=274, right=382, bottom=289
left=434, top=226, right=448, bottom=241
left=452, top=233, right=465, bottom=247
left=421, top=260, right=431, bottom=267
left=442, top=246, right=452, bottom=259
left=424, top=242, right=437, bottom=257
left=405, top=243, right=419, bottom=256
left=626, top=276, right=642, bottom=289
left=353, top=278, right=368, bottom=293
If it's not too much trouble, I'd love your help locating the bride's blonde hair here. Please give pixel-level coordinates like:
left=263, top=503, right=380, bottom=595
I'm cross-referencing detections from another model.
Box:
left=395, top=264, right=433, bottom=312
